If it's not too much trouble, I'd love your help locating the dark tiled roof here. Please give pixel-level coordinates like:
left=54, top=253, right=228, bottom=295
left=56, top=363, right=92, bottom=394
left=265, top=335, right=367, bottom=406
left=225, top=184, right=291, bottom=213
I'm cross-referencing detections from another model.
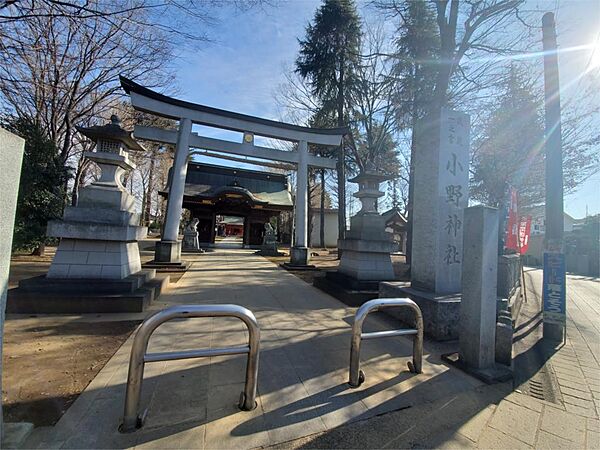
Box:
left=163, top=162, right=293, bottom=208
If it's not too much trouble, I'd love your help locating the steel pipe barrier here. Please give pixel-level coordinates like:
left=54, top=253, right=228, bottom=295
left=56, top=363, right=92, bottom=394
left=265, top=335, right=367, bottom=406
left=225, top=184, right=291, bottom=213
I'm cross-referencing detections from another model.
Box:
left=120, top=304, right=260, bottom=433
left=348, top=298, right=423, bottom=387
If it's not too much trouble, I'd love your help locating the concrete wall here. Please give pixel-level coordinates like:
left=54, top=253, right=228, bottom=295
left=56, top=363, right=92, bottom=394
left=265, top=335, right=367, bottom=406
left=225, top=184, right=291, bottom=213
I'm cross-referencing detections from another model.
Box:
left=497, top=254, right=521, bottom=299
left=524, top=234, right=544, bottom=266
left=310, top=210, right=339, bottom=248
left=0, top=127, right=25, bottom=441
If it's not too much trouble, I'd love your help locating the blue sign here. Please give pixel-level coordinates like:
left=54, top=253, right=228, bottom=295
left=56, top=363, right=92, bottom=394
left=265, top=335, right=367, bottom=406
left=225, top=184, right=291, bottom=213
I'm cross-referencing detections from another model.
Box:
left=543, top=252, right=566, bottom=325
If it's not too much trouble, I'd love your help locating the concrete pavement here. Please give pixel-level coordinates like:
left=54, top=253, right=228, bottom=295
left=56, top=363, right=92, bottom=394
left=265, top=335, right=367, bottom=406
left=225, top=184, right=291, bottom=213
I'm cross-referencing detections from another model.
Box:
left=23, top=249, right=483, bottom=449
left=20, top=252, right=600, bottom=449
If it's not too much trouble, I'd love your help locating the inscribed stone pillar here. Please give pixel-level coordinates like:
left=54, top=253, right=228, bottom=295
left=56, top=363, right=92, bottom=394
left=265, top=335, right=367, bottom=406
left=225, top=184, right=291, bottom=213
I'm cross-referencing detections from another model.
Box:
left=411, top=108, right=470, bottom=295
left=0, top=127, right=25, bottom=441
left=459, top=206, right=499, bottom=369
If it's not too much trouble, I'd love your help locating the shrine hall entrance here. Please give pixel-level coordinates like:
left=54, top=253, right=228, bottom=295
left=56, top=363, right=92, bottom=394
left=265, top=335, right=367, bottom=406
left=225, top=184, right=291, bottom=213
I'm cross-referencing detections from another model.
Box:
left=215, top=215, right=244, bottom=248
left=160, top=161, right=293, bottom=249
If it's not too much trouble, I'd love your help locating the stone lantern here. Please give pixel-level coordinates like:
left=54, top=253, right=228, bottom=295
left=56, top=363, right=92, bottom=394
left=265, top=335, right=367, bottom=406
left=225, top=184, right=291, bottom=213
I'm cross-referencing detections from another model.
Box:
left=46, top=115, right=148, bottom=280
left=337, top=166, right=396, bottom=281
left=8, top=115, right=167, bottom=314
left=351, top=168, right=391, bottom=215
left=314, top=165, right=396, bottom=305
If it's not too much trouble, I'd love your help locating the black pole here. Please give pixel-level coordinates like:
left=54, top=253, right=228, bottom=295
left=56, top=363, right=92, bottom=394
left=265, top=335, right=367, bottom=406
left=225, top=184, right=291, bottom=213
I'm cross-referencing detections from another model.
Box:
left=542, top=12, right=566, bottom=341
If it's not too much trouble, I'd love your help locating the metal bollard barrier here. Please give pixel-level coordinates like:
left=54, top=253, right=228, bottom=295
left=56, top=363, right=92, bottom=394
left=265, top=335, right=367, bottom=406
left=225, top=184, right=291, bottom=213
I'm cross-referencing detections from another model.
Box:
left=120, top=304, right=260, bottom=433
left=348, top=298, right=423, bottom=388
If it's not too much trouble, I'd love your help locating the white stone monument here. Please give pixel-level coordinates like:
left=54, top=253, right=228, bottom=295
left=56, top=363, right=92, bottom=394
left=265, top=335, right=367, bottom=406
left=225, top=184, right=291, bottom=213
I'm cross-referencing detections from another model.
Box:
left=0, top=127, right=25, bottom=444
left=412, top=108, right=470, bottom=293
left=47, top=116, right=147, bottom=278
left=380, top=108, right=470, bottom=340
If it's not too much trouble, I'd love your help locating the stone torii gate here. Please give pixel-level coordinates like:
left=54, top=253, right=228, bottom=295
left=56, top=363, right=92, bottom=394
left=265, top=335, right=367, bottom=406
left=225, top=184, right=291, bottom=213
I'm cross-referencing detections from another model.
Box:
left=120, top=76, right=347, bottom=267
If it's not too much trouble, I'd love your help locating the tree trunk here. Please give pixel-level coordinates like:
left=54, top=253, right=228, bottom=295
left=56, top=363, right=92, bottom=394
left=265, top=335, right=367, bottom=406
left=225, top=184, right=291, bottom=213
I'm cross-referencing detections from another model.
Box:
left=144, top=151, right=156, bottom=226
left=70, top=157, right=88, bottom=207
left=337, top=64, right=346, bottom=258
left=405, top=109, right=418, bottom=267
left=319, top=168, right=325, bottom=248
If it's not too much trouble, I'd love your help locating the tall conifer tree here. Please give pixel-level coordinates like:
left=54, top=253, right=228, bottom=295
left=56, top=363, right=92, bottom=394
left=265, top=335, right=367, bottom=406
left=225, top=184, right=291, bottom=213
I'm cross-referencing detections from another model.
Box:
left=296, top=0, right=362, bottom=244
left=390, top=0, right=439, bottom=264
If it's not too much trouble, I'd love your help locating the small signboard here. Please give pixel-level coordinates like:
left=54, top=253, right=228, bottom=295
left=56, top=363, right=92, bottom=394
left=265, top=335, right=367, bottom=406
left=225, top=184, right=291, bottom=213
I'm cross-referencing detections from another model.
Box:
left=543, top=251, right=566, bottom=325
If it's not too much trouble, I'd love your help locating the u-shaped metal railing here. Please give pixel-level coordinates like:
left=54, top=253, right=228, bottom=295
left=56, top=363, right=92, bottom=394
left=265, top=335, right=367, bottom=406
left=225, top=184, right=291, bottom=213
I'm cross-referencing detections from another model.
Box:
left=120, top=304, right=260, bottom=433
left=348, top=298, right=423, bottom=387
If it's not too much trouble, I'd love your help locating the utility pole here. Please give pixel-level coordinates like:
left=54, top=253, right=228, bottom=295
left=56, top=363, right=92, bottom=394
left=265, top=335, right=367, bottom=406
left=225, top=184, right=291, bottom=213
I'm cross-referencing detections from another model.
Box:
left=542, top=12, right=566, bottom=342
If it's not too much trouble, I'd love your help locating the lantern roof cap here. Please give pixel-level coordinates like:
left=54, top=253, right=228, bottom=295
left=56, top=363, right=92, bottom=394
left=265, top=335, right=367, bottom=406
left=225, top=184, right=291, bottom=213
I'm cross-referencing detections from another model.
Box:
left=349, top=166, right=392, bottom=184
left=76, top=115, right=144, bottom=151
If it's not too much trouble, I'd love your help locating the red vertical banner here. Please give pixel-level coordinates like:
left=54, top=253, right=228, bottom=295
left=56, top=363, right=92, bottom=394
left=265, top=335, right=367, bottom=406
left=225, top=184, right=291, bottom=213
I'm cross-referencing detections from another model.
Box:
left=505, top=187, right=519, bottom=250
left=519, top=216, right=532, bottom=254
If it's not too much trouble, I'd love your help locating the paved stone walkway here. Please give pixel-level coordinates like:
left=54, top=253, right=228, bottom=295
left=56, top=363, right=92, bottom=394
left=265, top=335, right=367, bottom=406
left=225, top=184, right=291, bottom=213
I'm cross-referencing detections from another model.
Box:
left=525, top=269, right=600, bottom=418
left=21, top=252, right=600, bottom=449
left=23, top=250, right=482, bottom=449
left=273, top=269, right=600, bottom=449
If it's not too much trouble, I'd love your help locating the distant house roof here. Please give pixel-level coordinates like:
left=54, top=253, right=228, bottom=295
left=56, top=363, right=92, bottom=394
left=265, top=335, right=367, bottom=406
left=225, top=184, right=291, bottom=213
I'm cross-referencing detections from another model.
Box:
left=381, top=207, right=407, bottom=225
left=218, top=216, right=244, bottom=225
left=161, top=162, right=293, bottom=209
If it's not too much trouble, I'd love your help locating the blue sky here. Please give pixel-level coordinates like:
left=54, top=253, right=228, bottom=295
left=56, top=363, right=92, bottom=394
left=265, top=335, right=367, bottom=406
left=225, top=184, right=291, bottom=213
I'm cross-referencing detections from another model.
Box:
left=170, top=0, right=599, bottom=219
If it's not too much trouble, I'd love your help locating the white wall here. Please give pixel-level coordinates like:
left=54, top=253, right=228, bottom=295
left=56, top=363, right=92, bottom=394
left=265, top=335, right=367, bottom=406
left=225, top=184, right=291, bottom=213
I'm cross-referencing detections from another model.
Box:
left=310, top=211, right=339, bottom=248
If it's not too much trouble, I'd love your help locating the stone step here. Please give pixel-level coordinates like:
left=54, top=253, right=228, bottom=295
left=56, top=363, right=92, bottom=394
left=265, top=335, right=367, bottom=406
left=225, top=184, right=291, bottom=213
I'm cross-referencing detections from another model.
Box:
left=17, top=269, right=156, bottom=294
left=6, top=273, right=168, bottom=314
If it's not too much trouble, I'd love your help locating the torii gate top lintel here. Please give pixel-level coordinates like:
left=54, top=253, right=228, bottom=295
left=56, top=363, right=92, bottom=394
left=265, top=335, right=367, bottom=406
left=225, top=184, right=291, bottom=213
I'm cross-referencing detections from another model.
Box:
left=120, top=76, right=348, bottom=146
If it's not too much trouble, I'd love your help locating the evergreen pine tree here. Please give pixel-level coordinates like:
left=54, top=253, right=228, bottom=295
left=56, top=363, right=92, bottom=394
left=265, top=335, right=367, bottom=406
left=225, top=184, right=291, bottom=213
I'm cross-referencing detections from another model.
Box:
left=296, top=0, right=362, bottom=243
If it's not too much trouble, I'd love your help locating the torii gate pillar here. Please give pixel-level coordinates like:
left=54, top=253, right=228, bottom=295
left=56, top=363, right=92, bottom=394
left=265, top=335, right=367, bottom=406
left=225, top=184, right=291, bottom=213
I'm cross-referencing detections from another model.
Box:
left=155, top=118, right=191, bottom=265
left=290, top=140, right=310, bottom=266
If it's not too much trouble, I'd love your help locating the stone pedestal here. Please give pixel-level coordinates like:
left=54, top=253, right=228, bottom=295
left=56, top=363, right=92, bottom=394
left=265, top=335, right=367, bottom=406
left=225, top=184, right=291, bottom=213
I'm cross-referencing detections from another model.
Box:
left=289, top=247, right=311, bottom=266
left=182, top=230, right=200, bottom=252
left=47, top=152, right=146, bottom=279
left=155, top=240, right=182, bottom=262
left=379, top=282, right=460, bottom=340
left=256, top=223, right=283, bottom=256
left=338, top=213, right=395, bottom=281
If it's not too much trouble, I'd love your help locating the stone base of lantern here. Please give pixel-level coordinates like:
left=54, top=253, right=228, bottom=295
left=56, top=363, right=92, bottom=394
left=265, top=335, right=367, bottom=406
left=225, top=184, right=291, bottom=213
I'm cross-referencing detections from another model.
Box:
left=313, top=271, right=380, bottom=306
left=7, top=270, right=168, bottom=314
left=338, top=213, right=396, bottom=281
